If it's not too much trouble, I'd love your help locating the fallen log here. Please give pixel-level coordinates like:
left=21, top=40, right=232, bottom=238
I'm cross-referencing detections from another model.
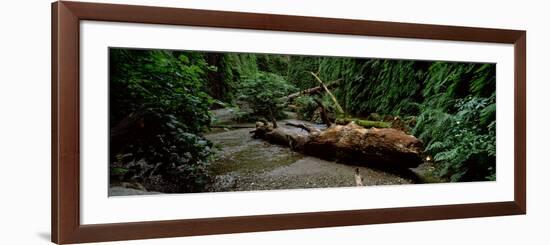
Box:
left=252, top=121, right=424, bottom=169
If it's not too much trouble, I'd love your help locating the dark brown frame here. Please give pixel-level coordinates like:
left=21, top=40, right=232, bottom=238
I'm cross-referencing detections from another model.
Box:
left=52, top=1, right=526, bottom=244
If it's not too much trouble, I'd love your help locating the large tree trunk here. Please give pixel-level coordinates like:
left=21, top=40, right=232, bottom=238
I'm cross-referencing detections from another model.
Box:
left=251, top=121, right=424, bottom=169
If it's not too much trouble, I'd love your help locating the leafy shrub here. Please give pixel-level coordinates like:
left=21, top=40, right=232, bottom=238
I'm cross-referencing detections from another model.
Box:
left=112, top=110, right=213, bottom=192
left=294, top=95, right=318, bottom=120
left=109, top=49, right=215, bottom=192
left=237, top=72, right=297, bottom=120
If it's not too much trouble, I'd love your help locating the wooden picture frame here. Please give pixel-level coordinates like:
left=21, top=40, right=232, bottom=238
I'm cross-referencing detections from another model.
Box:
left=51, top=1, right=526, bottom=244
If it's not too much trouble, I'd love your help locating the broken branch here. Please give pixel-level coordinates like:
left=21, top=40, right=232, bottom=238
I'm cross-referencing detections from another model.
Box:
left=281, top=79, right=342, bottom=100
left=309, top=72, right=344, bottom=114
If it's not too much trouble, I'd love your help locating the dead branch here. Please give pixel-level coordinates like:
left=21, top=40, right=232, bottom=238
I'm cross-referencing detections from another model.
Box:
left=354, top=168, right=364, bottom=186
left=281, top=79, right=342, bottom=100
left=309, top=72, right=344, bottom=114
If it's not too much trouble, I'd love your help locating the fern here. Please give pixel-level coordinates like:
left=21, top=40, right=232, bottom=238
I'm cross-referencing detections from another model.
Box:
left=415, top=95, right=496, bottom=181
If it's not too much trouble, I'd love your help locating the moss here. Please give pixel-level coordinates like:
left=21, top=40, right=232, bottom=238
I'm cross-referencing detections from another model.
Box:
left=335, top=118, right=391, bottom=128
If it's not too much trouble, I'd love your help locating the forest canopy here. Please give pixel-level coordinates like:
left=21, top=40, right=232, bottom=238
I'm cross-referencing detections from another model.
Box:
left=109, top=48, right=496, bottom=194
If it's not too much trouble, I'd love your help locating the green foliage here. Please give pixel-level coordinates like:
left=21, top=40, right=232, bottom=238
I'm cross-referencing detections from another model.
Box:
left=256, top=54, right=290, bottom=74
left=294, top=95, right=318, bottom=120
left=204, top=53, right=283, bottom=104
left=109, top=48, right=214, bottom=193
left=415, top=96, right=496, bottom=181
left=423, top=62, right=478, bottom=111
left=117, top=110, right=214, bottom=192
left=237, top=72, right=297, bottom=120
left=286, top=56, right=322, bottom=89
left=412, top=62, right=496, bottom=181
left=318, top=58, right=427, bottom=116
left=219, top=54, right=260, bottom=99
left=229, top=53, right=260, bottom=77
left=110, top=49, right=213, bottom=131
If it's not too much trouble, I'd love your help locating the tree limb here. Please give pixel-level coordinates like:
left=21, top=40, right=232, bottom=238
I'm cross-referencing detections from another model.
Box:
left=309, top=72, right=344, bottom=114
left=281, top=79, right=342, bottom=100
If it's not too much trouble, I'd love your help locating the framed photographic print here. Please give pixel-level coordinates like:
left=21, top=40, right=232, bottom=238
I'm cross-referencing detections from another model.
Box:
left=51, top=1, right=526, bottom=244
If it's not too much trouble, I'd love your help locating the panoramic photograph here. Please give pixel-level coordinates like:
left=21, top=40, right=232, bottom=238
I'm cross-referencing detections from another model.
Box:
left=108, top=48, right=496, bottom=196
